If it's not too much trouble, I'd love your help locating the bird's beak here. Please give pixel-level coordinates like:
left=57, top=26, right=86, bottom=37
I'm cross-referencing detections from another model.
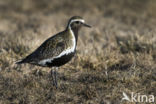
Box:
left=83, top=23, right=92, bottom=28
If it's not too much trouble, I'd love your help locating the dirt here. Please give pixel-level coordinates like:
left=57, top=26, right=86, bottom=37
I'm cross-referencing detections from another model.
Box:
left=0, top=0, right=156, bottom=104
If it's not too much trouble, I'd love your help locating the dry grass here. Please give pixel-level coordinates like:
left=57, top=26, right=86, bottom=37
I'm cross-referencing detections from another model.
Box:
left=0, top=0, right=156, bottom=104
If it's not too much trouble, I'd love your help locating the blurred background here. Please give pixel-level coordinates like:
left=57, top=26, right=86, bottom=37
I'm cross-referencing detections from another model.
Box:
left=0, top=0, right=156, bottom=104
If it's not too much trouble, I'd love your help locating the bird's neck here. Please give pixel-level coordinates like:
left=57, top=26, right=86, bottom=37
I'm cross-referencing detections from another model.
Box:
left=69, top=27, right=79, bottom=44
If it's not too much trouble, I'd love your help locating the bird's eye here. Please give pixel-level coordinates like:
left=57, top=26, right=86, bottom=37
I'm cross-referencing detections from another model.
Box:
left=75, top=21, right=80, bottom=24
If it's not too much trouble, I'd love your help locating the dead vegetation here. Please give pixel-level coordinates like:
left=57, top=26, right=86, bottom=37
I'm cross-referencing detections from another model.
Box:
left=0, top=0, right=156, bottom=104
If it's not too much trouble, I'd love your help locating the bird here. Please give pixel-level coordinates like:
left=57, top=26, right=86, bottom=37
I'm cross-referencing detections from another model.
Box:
left=16, top=16, right=91, bottom=88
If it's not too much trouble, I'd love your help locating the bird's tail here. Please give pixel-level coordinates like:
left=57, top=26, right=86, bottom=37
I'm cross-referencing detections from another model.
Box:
left=15, top=60, right=24, bottom=64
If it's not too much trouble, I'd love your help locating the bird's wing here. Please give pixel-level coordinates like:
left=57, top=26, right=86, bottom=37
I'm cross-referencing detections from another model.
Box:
left=21, top=33, right=65, bottom=63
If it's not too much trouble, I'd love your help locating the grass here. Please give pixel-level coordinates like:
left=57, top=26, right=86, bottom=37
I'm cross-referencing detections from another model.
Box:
left=0, top=0, right=156, bottom=104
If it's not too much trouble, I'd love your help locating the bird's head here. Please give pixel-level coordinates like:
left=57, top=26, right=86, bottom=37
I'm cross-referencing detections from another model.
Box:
left=67, top=16, right=91, bottom=30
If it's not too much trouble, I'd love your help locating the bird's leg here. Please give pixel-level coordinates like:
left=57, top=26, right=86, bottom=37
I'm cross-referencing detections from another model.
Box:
left=54, top=67, right=58, bottom=88
left=51, top=68, right=55, bottom=86
left=51, top=67, right=58, bottom=88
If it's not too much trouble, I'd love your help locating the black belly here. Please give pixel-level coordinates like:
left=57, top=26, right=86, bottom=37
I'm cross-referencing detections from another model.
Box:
left=46, top=52, right=75, bottom=67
